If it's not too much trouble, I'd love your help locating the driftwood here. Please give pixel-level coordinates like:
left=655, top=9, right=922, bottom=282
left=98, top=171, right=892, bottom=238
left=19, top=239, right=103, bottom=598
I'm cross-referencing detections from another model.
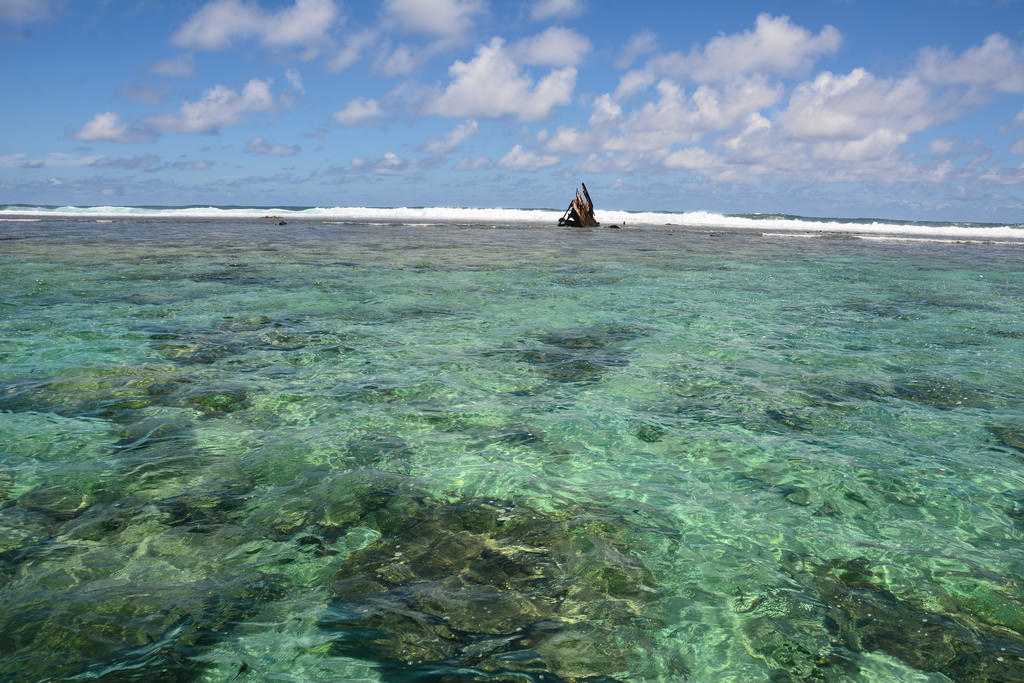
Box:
left=558, top=182, right=599, bottom=227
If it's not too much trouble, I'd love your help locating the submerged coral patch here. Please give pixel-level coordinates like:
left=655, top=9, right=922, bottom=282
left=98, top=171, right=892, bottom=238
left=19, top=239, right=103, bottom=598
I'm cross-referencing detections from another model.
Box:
left=320, top=495, right=661, bottom=680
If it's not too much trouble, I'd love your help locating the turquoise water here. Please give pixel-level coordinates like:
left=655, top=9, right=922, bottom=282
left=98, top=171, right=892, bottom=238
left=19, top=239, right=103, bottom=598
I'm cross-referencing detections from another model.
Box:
left=1, top=218, right=1023, bottom=681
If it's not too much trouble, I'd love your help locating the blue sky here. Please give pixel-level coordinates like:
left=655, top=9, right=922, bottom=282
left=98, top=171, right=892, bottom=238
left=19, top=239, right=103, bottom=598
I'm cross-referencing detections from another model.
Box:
left=1, top=0, right=1023, bottom=220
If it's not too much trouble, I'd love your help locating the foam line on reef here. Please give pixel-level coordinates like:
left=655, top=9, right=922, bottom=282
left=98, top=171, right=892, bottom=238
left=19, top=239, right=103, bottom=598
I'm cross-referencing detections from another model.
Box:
left=1, top=205, right=1023, bottom=239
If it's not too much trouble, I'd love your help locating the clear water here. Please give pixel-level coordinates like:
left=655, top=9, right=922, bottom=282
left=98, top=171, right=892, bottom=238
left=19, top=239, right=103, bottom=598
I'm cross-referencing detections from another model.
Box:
left=1, top=219, right=1023, bottom=681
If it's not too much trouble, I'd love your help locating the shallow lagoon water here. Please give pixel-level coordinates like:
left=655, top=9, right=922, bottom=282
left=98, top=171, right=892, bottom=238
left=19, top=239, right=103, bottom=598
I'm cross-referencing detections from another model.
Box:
left=1, top=218, right=1023, bottom=681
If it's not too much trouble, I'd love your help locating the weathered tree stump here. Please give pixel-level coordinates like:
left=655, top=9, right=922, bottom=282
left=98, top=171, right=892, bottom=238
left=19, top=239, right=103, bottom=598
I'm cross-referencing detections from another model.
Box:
left=558, top=182, right=599, bottom=227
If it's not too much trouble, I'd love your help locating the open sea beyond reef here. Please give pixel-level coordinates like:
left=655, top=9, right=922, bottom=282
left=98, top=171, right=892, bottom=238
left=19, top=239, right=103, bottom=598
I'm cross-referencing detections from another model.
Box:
left=2, top=213, right=1024, bottom=682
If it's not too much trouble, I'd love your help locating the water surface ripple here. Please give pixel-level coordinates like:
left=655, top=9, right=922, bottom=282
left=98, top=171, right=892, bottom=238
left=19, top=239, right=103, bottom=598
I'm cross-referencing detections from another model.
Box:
left=1, top=220, right=1023, bottom=681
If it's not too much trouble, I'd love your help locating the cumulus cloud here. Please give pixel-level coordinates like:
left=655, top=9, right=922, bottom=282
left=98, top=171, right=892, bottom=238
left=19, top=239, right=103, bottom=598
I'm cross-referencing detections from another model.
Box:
left=334, top=97, right=382, bottom=125
left=149, top=79, right=274, bottom=133
left=615, top=30, right=657, bottom=70
left=429, top=38, right=576, bottom=120
left=530, top=0, right=582, bottom=22
left=246, top=137, right=300, bottom=156
left=511, top=27, right=590, bottom=67
left=917, top=34, right=1024, bottom=93
left=589, top=93, right=621, bottom=126
left=384, top=0, right=481, bottom=39
left=423, top=119, right=478, bottom=154
left=604, top=78, right=781, bottom=152
left=500, top=144, right=558, bottom=170
left=350, top=151, right=408, bottom=173
left=780, top=69, right=933, bottom=141
left=627, top=14, right=840, bottom=87
left=663, top=146, right=720, bottom=170
left=172, top=0, right=339, bottom=51
left=930, top=138, right=954, bottom=154
left=1017, top=110, right=1024, bottom=125
left=73, top=112, right=147, bottom=143
left=0, top=0, right=54, bottom=23
left=152, top=54, right=194, bottom=77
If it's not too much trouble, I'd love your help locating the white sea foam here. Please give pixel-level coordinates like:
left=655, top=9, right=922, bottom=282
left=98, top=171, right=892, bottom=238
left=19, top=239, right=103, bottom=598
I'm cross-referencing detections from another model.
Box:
left=1, top=205, right=1022, bottom=239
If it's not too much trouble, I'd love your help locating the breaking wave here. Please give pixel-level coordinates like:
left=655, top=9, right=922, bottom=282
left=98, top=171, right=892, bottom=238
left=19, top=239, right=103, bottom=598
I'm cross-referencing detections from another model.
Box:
left=1, top=205, right=1022, bottom=239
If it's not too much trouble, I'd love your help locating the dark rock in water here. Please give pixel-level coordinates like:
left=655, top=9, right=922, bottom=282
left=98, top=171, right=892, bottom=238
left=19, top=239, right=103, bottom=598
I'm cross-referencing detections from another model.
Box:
left=765, top=408, right=812, bottom=432
left=990, top=424, right=1024, bottom=454
left=893, top=376, right=990, bottom=410
left=0, top=570, right=286, bottom=681
left=186, top=387, right=250, bottom=417
left=780, top=486, right=811, bottom=507
left=157, top=479, right=255, bottom=531
left=0, top=365, right=179, bottom=421
left=219, top=314, right=273, bottom=332
left=778, top=556, right=1024, bottom=681
left=154, top=335, right=245, bottom=365
left=635, top=422, right=666, bottom=443
left=499, top=324, right=645, bottom=385
left=843, top=299, right=918, bottom=321
left=345, top=432, right=414, bottom=472
left=277, top=220, right=287, bottom=226
left=0, top=469, right=11, bottom=502
left=320, top=496, right=660, bottom=680
left=18, top=484, right=94, bottom=520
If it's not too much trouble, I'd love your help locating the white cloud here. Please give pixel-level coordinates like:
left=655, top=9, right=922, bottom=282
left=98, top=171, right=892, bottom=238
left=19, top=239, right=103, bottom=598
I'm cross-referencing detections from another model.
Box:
left=589, top=93, right=621, bottom=126
left=429, top=38, right=576, bottom=120
left=614, top=69, right=656, bottom=99
left=152, top=54, right=194, bottom=78
left=812, top=129, right=908, bottom=162
left=334, top=97, right=382, bottom=125
left=780, top=69, right=933, bottom=140
left=285, top=68, right=304, bottom=94
left=0, top=152, right=101, bottom=168
left=351, top=151, right=408, bottom=173
left=384, top=0, right=482, bottom=39
left=376, top=44, right=424, bottom=76
left=641, top=14, right=841, bottom=83
left=615, top=30, right=657, bottom=70
left=424, top=119, right=478, bottom=154
left=500, top=144, right=558, bottom=170
left=530, top=0, right=582, bottom=22
left=1017, top=110, right=1024, bottom=125
left=149, top=79, right=274, bottom=133
left=930, top=138, right=954, bottom=154
left=511, top=27, right=590, bottom=67
left=545, top=126, right=591, bottom=153
left=663, top=146, right=720, bottom=170
left=454, top=155, right=491, bottom=170
left=329, top=30, right=377, bottom=72
left=0, top=0, right=53, bottom=23
left=917, top=34, right=1024, bottom=93
left=1012, top=139, right=1024, bottom=155
left=74, top=112, right=136, bottom=143
left=173, top=0, right=339, bottom=51
left=605, top=78, right=780, bottom=152
left=246, top=137, right=300, bottom=156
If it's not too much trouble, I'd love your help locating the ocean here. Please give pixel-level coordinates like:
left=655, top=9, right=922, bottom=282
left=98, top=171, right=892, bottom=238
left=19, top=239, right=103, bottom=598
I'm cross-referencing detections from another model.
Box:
left=1, top=210, right=1023, bottom=681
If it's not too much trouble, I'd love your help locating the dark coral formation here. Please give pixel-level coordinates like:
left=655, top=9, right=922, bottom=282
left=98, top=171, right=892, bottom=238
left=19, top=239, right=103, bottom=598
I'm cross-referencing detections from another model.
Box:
left=490, top=324, right=646, bottom=386
left=320, top=496, right=660, bottom=681
left=742, top=556, right=1024, bottom=681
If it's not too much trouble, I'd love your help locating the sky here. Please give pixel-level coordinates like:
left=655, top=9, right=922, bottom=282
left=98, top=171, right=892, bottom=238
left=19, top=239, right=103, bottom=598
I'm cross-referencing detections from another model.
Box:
left=1, top=0, right=1023, bottom=221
